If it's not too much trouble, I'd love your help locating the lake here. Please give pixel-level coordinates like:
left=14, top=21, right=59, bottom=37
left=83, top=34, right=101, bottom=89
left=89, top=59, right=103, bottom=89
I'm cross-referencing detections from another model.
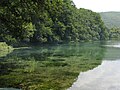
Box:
left=69, top=41, right=120, bottom=90
left=0, top=41, right=120, bottom=90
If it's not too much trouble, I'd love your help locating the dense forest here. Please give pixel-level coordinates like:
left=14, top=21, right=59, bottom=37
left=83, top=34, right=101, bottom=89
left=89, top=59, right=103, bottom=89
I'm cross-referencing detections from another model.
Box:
left=0, top=0, right=109, bottom=45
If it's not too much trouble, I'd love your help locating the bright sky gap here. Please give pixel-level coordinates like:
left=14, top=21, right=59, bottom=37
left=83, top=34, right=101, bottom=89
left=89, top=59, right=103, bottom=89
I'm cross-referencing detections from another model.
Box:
left=72, top=0, right=120, bottom=12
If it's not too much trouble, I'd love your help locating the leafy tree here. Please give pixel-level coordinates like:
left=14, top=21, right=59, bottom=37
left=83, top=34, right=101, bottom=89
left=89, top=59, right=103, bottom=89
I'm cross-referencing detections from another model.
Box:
left=0, top=0, right=109, bottom=44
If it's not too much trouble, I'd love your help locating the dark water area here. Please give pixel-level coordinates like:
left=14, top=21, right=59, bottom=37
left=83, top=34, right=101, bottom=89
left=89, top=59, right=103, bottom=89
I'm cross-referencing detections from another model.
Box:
left=0, top=41, right=116, bottom=90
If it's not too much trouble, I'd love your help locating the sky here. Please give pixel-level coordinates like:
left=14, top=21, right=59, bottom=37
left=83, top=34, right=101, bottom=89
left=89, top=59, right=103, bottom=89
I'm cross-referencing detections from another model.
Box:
left=72, top=0, right=120, bottom=12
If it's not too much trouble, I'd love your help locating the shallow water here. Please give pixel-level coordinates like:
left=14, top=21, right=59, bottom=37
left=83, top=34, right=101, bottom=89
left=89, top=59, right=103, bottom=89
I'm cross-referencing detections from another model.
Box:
left=69, top=41, right=120, bottom=90
left=69, top=60, right=120, bottom=90
left=0, top=42, right=105, bottom=89
left=1, top=41, right=120, bottom=89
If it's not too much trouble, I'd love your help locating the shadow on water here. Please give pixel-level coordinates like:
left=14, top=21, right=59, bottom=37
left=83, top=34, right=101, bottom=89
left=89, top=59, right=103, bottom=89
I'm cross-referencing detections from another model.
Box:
left=0, top=42, right=106, bottom=90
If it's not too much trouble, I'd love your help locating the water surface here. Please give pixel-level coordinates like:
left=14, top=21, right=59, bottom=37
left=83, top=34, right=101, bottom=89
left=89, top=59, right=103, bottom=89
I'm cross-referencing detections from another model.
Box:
left=0, top=42, right=105, bottom=89
left=69, top=41, right=120, bottom=90
left=69, top=60, right=120, bottom=90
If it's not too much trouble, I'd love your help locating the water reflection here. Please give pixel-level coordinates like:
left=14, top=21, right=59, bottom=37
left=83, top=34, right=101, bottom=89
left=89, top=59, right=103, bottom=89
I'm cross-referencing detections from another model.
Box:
left=69, top=41, right=120, bottom=90
left=69, top=60, right=120, bottom=90
left=104, top=41, right=120, bottom=60
left=0, top=42, right=105, bottom=90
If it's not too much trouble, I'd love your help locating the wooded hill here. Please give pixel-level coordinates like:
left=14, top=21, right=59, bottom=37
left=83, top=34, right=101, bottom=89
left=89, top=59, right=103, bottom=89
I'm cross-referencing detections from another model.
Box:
left=100, top=12, right=120, bottom=28
left=0, top=0, right=109, bottom=45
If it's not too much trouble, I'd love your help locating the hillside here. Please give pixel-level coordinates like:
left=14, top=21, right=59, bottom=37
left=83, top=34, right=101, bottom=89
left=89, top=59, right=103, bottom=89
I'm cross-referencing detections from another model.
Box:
left=100, top=12, right=120, bottom=28
left=0, top=0, right=108, bottom=45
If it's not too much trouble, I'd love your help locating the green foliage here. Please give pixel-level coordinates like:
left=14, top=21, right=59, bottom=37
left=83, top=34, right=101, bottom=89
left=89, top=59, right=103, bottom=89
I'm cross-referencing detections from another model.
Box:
left=0, top=42, right=13, bottom=57
left=76, top=8, right=109, bottom=40
left=0, top=0, right=109, bottom=44
left=109, top=27, right=120, bottom=39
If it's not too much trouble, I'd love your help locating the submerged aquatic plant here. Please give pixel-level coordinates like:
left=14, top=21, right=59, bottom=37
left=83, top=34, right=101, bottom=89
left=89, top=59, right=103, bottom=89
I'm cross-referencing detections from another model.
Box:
left=0, top=42, right=105, bottom=90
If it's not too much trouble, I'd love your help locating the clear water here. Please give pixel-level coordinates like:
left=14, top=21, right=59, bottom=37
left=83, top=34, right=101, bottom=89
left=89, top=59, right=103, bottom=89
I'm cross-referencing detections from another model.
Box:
left=0, top=41, right=120, bottom=89
left=69, top=41, right=120, bottom=90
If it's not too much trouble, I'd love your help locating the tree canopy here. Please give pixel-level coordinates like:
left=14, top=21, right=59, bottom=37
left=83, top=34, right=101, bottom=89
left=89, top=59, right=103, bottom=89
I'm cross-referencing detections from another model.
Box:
left=0, top=0, right=109, bottom=44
